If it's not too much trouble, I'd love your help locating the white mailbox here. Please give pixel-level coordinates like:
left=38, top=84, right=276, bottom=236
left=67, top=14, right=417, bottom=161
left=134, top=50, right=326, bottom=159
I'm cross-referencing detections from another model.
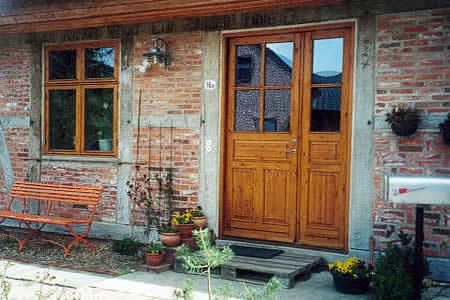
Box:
left=385, top=175, right=450, bottom=205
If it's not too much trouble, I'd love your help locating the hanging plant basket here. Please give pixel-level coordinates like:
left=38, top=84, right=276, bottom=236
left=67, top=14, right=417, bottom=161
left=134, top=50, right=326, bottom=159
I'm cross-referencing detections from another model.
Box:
left=390, top=121, right=419, bottom=137
left=439, top=114, right=450, bottom=145
left=386, top=106, right=420, bottom=137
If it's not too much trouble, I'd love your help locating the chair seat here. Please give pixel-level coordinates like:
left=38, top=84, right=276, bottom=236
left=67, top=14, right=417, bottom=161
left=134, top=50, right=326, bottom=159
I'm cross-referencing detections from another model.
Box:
left=0, top=210, right=90, bottom=225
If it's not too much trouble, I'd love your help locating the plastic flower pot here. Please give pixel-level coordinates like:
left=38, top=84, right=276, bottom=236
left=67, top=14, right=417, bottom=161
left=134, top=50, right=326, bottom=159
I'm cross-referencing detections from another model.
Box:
left=390, top=121, right=418, bottom=137
left=145, top=251, right=165, bottom=266
left=332, top=274, right=370, bottom=295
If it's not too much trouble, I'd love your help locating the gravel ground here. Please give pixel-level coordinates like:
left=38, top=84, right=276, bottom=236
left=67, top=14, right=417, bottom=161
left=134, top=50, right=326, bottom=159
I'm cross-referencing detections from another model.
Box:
left=0, top=228, right=144, bottom=275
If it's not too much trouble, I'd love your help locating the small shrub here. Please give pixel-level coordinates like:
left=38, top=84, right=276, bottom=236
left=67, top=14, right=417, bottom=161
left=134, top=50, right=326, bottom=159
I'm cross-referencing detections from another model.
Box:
left=373, top=243, right=414, bottom=300
left=112, top=238, right=141, bottom=256
left=192, top=206, right=205, bottom=218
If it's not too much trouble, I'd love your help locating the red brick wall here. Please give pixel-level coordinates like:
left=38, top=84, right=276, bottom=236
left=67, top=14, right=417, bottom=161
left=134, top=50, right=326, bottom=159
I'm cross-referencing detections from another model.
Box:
left=40, top=164, right=118, bottom=222
left=0, top=47, right=32, bottom=205
left=374, top=8, right=450, bottom=257
left=131, top=33, right=202, bottom=225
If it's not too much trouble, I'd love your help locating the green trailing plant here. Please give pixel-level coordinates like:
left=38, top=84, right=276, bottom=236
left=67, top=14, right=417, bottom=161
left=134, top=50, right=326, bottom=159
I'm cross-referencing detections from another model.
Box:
left=112, top=238, right=141, bottom=256
left=147, top=241, right=164, bottom=254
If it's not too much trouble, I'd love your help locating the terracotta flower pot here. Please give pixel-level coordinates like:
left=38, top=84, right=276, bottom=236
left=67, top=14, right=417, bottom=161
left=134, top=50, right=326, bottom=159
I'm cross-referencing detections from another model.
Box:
left=193, top=216, right=207, bottom=229
left=160, top=232, right=181, bottom=247
left=145, top=251, right=165, bottom=266
left=175, top=224, right=194, bottom=238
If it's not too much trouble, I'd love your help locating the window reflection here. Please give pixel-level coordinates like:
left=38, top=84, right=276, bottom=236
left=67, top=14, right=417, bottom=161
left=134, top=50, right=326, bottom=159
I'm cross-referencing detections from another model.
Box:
left=264, top=89, right=291, bottom=132
left=85, top=47, right=115, bottom=78
left=265, top=42, right=293, bottom=86
left=312, top=38, right=343, bottom=84
left=310, top=87, right=341, bottom=132
left=49, top=50, right=76, bottom=80
left=234, top=90, right=260, bottom=131
left=84, top=88, right=114, bottom=151
left=236, top=45, right=261, bottom=87
left=49, top=90, right=76, bottom=150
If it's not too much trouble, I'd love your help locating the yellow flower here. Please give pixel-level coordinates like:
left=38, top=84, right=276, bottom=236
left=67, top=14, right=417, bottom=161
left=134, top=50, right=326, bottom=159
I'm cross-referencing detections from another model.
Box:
left=328, top=263, right=334, bottom=270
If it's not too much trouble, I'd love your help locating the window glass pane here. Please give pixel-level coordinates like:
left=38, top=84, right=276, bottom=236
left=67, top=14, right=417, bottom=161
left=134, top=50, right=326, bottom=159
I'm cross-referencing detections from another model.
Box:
left=312, top=38, right=343, bottom=84
left=264, top=89, right=291, bottom=132
left=234, top=90, right=260, bottom=131
left=84, top=88, right=114, bottom=151
left=265, top=42, right=293, bottom=86
left=310, top=87, right=341, bottom=132
left=85, top=47, right=115, bottom=79
left=49, top=50, right=76, bottom=80
left=48, top=90, right=76, bottom=150
left=236, top=45, right=261, bottom=87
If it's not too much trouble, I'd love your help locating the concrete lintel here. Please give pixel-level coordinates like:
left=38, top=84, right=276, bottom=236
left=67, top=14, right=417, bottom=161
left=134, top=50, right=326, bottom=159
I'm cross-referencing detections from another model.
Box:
left=0, top=116, right=30, bottom=129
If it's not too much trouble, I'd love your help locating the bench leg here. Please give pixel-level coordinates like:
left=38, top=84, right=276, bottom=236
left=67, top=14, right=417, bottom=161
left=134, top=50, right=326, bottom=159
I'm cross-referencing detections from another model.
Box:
left=0, top=222, right=41, bottom=253
left=64, top=224, right=94, bottom=257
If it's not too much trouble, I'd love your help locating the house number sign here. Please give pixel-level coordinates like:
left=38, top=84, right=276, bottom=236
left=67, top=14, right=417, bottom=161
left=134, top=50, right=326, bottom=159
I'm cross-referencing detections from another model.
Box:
left=204, top=80, right=216, bottom=90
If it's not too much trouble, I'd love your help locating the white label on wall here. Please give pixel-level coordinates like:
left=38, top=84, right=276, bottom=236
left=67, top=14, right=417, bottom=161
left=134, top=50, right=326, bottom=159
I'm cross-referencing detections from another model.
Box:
left=204, top=80, right=216, bottom=90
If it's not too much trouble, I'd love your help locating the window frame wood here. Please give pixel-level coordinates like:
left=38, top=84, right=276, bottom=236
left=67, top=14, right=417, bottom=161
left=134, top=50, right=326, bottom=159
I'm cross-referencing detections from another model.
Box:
left=44, top=40, right=119, bottom=157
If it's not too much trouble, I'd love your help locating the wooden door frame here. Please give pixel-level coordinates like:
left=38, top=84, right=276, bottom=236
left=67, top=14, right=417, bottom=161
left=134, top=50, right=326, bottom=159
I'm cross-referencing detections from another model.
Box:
left=218, top=22, right=355, bottom=253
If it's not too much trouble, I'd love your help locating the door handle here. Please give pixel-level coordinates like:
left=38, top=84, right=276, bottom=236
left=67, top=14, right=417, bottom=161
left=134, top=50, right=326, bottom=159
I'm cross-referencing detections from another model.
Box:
left=285, top=148, right=297, bottom=153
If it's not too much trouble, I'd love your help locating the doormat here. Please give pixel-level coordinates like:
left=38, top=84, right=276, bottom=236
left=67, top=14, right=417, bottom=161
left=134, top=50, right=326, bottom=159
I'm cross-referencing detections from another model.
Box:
left=229, top=245, right=283, bottom=259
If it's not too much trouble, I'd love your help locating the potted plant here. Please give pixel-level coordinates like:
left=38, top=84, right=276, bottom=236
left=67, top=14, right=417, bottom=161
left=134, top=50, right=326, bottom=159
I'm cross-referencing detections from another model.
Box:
left=160, top=226, right=181, bottom=247
left=329, top=257, right=370, bottom=294
left=172, top=210, right=194, bottom=238
left=192, top=206, right=207, bottom=229
left=145, top=242, right=165, bottom=266
left=439, top=113, right=450, bottom=145
left=112, top=238, right=141, bottom=256
left=385, top=105, right=420, bottom=136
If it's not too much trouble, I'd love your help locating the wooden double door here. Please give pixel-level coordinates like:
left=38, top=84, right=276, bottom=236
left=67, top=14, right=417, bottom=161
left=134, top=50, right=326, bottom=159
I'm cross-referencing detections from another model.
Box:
left=222, top=24, right=354, bottom=250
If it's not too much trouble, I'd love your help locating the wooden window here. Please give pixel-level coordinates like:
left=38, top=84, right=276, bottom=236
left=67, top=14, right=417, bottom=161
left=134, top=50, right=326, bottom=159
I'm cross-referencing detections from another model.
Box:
left=44, top=41, right=119, bottom=156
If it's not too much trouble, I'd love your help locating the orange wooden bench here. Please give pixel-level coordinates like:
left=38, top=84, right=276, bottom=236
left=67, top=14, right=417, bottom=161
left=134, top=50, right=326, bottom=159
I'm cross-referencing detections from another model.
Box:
left=0, top=182, right=103, bottom=257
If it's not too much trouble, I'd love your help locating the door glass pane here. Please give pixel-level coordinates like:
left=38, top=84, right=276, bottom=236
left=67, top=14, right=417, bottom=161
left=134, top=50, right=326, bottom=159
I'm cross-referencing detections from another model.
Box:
left=310, top=87, right=341, bottom=132
left=264, top=89, right=291, bottom=132
left=236, top=45, right=261, bottom=87
left=85, top=47, right=115, bottom=79
left=49, top=50, right=76, bottom=80
left=265, top=42, right=293, bottom=86
left=234, top=90, right=260, bottom=131
left=84, top=88, right=114, bottom=151
left=312, top=38, right=343, bottom=84
left=48, top=90, right=76, bottom=150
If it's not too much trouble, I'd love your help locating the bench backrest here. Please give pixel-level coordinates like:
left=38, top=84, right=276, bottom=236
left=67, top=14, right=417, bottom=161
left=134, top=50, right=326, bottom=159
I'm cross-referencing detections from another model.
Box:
left=10, top=182, right=103, bottom=206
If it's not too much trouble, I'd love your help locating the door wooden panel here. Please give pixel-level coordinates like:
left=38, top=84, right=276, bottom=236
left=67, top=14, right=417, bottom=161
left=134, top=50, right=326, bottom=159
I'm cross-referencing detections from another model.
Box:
left=298, top=28, right=353, bottom=250
left=223, top=33, right=299, bottom=243
left=222, top=24, right=353, bottom=251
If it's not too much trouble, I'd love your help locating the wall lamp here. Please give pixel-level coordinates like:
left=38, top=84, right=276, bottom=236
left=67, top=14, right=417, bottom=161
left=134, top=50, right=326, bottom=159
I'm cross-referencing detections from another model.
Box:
left=139, top=37, right=170, bottom=72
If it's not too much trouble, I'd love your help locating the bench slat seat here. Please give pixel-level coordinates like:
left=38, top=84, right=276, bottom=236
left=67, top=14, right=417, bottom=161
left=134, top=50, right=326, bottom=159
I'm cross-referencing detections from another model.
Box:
left=0, top=210, right=91, bottom=225
left=0, top=181, right=103, bottom=257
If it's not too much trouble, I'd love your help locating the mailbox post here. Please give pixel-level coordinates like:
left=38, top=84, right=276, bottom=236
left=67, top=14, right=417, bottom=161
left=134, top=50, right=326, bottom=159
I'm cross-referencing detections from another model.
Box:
left=385, top=175, right=450, bottom=299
